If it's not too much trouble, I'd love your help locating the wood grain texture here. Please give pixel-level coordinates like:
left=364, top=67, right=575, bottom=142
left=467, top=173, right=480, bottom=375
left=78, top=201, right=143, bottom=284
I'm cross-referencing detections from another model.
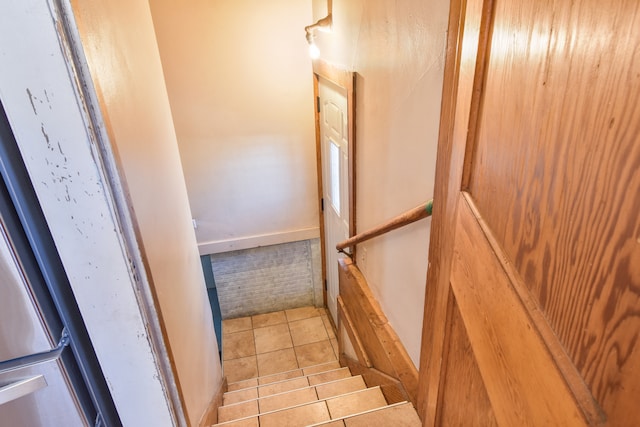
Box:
left=312, top=72, right=327, bottom=307
left=337, top=295, right=372, bottom=367
left=451, top=195, right=586, bottom=426
left=336, top=202, right=431, bottom=250
left=416, top=0, right=494, bottom=423
left=338, top=258, right=419, bottom=406
left=437, top=289, right=498, bottom=427
left=467, top=1, right=640, bottom=424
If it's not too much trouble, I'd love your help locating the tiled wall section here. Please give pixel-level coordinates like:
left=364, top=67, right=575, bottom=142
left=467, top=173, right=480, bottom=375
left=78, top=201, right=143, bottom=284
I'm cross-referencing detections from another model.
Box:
left=211, top=239, right=323, bottom=319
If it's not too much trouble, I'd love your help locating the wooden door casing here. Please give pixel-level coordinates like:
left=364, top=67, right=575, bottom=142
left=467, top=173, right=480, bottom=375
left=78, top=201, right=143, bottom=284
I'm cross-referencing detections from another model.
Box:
left=418, top=0, right=640, bottom=425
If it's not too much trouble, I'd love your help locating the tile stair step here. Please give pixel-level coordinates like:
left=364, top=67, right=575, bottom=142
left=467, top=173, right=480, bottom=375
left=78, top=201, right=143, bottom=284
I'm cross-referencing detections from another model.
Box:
left=223, top=367, right=353, bottom=405
left=221, top=375, right=367, bottom=417
left=227, top=361, right=342, bottom=393
left=213, top=386, right=388, bottom=427
left=307, top=402, right=422, bottom=427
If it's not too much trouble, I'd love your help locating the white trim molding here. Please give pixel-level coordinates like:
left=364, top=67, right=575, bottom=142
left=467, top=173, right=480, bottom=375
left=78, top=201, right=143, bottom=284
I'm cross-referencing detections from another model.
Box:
left=199, top=227, right=321, bottom=255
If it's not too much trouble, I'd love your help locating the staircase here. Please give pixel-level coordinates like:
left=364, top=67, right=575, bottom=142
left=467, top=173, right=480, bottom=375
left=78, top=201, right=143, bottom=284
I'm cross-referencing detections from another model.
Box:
left=214, top=361, right=420, bottom=426
left=214, top=306, right=421, bottom=426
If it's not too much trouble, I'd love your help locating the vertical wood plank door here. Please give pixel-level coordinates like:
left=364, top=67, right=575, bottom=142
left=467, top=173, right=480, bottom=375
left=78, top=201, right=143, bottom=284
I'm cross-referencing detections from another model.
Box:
left=418, top=0, right=640, bottom=425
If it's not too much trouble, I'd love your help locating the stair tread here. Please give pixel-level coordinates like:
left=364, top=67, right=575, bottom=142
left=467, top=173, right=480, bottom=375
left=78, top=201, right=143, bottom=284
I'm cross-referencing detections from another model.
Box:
left=223, top=375, right=366, bottom=409
left=224, top=367, right=353, bottom=405
left=226, top=361, right=341, bottom=393
left=213, top=386, right=387, bottom=426
left=324, top=386, right=388, bottom=419
left=309, top=402, right=421, bottom=427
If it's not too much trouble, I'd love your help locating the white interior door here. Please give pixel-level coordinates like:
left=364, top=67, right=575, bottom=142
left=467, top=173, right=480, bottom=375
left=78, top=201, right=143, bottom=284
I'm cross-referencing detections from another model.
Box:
left=318, top=77, right=350, bottom=324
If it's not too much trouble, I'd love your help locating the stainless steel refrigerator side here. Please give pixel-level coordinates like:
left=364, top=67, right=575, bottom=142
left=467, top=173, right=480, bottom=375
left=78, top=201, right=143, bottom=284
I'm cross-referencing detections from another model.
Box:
left=0, top=223, right=87, bottom=426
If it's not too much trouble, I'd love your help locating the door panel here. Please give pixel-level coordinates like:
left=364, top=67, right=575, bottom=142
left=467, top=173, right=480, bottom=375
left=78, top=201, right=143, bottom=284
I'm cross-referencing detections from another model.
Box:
left=319, top=77, right=350, bottom=323
left=419, top=0, right=640, bottom=425
left=437, top=289, right=497, bottom=427
left=451, top=194, right=585, bottom=425
left=468, top=2, right=640, bottom=418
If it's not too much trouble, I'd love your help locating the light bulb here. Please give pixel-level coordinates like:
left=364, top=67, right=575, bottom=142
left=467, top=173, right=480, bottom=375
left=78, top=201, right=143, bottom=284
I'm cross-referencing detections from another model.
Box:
left=308, top=42, right=320, bottom=59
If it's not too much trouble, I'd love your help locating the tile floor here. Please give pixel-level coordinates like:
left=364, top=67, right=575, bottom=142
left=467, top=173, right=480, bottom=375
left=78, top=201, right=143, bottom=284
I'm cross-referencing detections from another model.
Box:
left=222, top=306, right=339, bottom=383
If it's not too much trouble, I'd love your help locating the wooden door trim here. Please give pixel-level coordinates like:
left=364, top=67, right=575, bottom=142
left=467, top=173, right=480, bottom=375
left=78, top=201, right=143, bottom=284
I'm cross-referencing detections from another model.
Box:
left=312, top=60, right=357, bottom=307
left=416, top=0, right=497, bottom=423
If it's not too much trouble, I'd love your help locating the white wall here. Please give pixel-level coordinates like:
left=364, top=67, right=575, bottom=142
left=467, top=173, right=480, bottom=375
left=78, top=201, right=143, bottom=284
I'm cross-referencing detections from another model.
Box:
left=70, top=0, right=222, bottom=425
left=149, top=0, right=319, bottom=254
left=312, top=0, right=450, bottom=367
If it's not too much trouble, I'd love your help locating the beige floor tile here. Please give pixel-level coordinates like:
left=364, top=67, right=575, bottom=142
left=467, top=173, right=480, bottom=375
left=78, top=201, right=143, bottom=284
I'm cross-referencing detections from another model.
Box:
left=289, top=316, right=329, bottom=346
left=295, top=340, right=337, bottom=368
left=313, top=421, right=345, bottom=427
left=223, top=317, right=253, bottom=335
left=258, top=369, right=303, bottom=385
left=259, top=401, right=331, bottom=427
left=344, top=403, right=421, bottom=427
left=302, top=361, right=342, bottom=376
left=307, top=368, right=352, bottom=386
left=218, top=400, right=259, bottom=423
left=285, top=306, right=322, bottom=322
left=251, top=311, right=287, bottom=328
left=253, top=323, right=293, bottom=354
left=213, top=417, right=258, bottom=427
left=326, top=388, right=388, bottom=419
left=223, top=330, right=256, bottom=360
left=227, top=378, right=258, bottom=392
left=257, top=348, right=299, bottom=376
left=315, top=376, right=366, bottom=400
left=223, top=387, right=258, bottom=405
left=259, top=386, right=319, bottom=413
left=322, top=315, right=337, bottom=339
left=224, top=356, right=258, bottom=383
left=258, top=376, right=309, bottom=397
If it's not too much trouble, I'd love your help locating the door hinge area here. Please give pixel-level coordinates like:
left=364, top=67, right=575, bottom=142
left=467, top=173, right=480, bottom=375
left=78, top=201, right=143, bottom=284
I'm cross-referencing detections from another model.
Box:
left=321, top=198, right=324, bottom=211
left=324, top=279, right=328, bottom=291
left=316, top=96, right=321, bottom=113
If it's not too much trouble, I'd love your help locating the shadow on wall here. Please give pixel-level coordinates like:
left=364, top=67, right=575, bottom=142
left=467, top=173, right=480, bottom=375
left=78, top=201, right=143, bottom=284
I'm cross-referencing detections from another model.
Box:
left=208, top=239, right=323, bottom=319
left=200, top=255, right=222, bottom=359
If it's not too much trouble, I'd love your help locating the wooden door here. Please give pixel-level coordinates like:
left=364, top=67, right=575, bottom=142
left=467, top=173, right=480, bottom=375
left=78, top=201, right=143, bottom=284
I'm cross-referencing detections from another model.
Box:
left=319, top=76, right=351, bottom=323
left=417, top=0, right=640, bottom=426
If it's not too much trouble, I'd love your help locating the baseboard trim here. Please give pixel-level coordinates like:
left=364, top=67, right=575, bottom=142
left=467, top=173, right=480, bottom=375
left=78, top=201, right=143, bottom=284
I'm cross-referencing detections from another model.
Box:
left=198, top=376, right=227, bottom=427
left=337, top=257, right=420, bottom=407
left=198, top=228, right=320, bottom=255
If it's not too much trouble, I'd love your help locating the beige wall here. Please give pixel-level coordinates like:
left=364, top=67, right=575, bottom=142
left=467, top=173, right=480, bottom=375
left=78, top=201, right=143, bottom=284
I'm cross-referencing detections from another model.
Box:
left=70, top=1, right=221, bottom=424
left=149, top=0, right=319, bottom=255
left=312, top=0, right=450, bottom=366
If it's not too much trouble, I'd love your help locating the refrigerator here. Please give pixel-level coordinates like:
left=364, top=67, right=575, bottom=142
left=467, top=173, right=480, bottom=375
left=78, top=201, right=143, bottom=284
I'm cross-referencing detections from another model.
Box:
left=0, top=101, right=120, bottom=426
left=0, top=222, right=87, bottom=426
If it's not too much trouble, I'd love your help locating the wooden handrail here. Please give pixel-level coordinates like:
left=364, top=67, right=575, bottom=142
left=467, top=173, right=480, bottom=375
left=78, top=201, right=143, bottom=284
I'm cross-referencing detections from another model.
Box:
left=336, top=200, right=433, bottom=251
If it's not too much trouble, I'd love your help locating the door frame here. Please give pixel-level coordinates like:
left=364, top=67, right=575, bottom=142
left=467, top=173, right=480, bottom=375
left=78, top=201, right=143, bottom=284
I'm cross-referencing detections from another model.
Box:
left=312, top=60, right=356, bottom=308
left=416, top=0, right=482, bottom=423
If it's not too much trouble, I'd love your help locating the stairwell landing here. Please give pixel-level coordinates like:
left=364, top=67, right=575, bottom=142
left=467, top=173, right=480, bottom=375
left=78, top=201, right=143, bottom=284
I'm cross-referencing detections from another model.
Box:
left=215, top=306, right=421, bottom=426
